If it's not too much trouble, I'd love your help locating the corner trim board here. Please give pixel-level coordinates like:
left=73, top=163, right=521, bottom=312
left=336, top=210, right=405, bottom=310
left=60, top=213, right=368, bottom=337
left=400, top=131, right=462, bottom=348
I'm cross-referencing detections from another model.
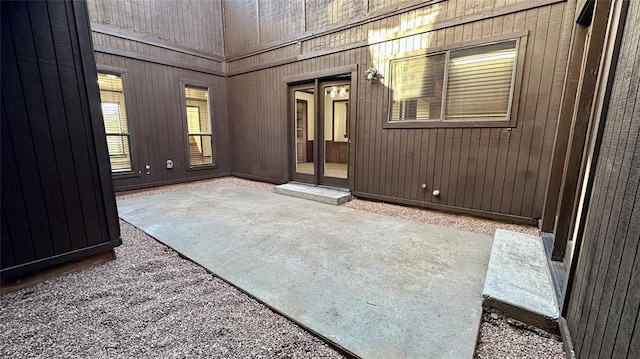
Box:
left=94, top=45, right=225, bottom=77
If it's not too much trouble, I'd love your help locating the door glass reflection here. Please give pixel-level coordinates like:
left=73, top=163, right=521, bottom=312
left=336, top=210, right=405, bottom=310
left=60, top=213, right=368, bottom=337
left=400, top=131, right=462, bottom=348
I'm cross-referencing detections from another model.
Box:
left=294, top=89, right=314, bottom=175
left=323, top=84, right=349, bottom=179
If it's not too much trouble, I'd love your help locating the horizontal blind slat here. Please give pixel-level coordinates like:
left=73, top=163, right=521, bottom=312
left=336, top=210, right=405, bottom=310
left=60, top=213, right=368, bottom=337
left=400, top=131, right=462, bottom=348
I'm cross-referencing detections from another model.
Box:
left=98, top=73, right=132, bottom=172
left=445, top=42, right=516, bottom=120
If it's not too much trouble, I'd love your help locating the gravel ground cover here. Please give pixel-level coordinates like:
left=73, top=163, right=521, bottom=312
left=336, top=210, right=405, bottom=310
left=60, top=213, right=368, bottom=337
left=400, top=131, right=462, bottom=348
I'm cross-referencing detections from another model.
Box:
left=1, top=177, right=562, bottom=358
left=0, top=221, right=343, bottom=359
left=475, top=312, right=565, bottom=359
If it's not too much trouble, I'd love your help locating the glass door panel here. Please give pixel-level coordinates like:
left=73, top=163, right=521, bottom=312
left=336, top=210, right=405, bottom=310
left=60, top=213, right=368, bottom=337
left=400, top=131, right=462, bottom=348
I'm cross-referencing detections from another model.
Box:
left=294, top=88, right=315, bottom=175
left=322, top=83, right=349, bottom=180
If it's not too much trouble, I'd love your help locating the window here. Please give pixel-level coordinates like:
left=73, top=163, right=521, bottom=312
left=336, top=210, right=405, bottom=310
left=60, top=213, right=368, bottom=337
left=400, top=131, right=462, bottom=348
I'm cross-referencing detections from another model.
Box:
left=389, top=40, right=519, bottom=127
left=97, top=73, right=132, bottom=172
left=184, top=85, right=213, bottom=167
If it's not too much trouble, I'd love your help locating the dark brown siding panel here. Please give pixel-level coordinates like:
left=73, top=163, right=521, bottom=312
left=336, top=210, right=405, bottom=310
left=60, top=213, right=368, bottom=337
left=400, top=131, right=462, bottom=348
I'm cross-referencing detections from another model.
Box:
left=1, top=0, right=120, bottom=280
left=224, top=0, right=260, bottom=58
left=87, top=0, right=224, bottom=57
left=224, top=0, right=574, bottom=222
left=565, top=0, right=640, bottom=357
left=92, top=52, right=230, bottom=191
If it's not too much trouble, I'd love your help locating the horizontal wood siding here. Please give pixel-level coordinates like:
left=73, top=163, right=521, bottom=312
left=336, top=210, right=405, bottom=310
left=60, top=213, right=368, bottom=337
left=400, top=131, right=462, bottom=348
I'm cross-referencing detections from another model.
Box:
left=94, top=53, right=230, bottom=191
left=1, top=0, right=120, bottom=279
left=86, top=0, right=224, bottom=57
left=227, top=0, right=575, bottom=221
left=565, top=0, right=640, bottom=357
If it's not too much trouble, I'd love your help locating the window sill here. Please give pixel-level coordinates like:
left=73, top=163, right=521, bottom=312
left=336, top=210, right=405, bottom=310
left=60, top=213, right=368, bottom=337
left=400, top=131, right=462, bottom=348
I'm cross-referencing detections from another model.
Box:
left=383, top=119, right=516, bottom=129
left=188, top=163, right=217, bottom=171
left=112, top=171, right=140, bottom=179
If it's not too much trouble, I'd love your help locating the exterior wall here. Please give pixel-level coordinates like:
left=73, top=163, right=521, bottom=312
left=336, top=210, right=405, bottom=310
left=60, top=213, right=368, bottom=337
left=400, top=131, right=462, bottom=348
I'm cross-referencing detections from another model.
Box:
left=94, top=52, right=230, bottom=191
left=86, top=0, right=224, bottom=58
left=87, top=0, right=230, bottom=190
left=565, top=0, right=640, bottom=357
left=225, top=0, right=576, bottom=223
left=1, top=0, right=120, bottom=280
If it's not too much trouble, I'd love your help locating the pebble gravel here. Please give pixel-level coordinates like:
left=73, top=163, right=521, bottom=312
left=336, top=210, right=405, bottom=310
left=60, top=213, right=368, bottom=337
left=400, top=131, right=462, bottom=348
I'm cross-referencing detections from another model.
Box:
left=475, top=312, right=565, bottom=359
left=0, top=221, right=343, bottom=359
left=1, top=177, right=562, bottom=358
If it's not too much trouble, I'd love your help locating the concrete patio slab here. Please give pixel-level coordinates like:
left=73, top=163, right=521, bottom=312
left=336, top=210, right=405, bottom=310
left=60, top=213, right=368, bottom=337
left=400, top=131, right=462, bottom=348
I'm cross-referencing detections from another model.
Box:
left=483, top=229, right=559, bottom=334
left=274, top=182, right=352, bottom=205
left=117, top=184, right=492, bottom=358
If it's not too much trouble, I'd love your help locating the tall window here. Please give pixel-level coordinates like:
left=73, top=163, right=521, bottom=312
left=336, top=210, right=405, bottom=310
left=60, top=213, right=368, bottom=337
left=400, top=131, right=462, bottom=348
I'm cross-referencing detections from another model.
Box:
left=184, top=85, right=213, bottom=167
left=97, top=73, right=132, bottom=172
left=389, top=40, right=518, bottom=126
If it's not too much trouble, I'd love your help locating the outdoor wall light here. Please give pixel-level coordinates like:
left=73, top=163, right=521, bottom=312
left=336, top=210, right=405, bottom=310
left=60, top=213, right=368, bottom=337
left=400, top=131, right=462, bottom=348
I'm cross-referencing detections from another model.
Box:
left=365, top=67, right=379, bottom=81
left=328, top=86, right=349, bottom=98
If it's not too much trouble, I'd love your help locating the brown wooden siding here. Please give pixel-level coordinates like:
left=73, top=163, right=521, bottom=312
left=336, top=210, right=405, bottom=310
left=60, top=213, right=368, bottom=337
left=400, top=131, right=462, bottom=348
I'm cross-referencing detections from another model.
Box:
left=565, top=0, right=640, bottom=356
left=94, top=52, right=230, bottom=191
left=1, top=0, right=120, bottom=280
left=86, top=0, right=224, bottom=57
left=226, top=0, right=575, bottom=222
left=91, top=31, right=224, bottom=74
left=224, top=0, right=564, bottom=60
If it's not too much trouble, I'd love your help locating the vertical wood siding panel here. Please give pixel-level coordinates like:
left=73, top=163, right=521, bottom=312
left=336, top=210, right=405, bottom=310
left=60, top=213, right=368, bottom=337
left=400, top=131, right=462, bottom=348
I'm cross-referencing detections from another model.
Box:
left=30, top=1, right=83, bottom=254
left=356, top=47, right=367, bottom=193
left=566, top=2, right=640, bottom=357
left=575, top=55, right=628, bottom=355
left=497, top=9, right=534, bottom=213
left=372, top=32, right=384, bottom=195
left=2, top=0, right=119, bottom=277
left=514, top=5, right=552, bottom=217
left=582, top=40, right=640, bottom=357
left=531, top=2, right=573, bottom=218
left=69, top=0, right=114, bottom=247
left=0, top=103, right=37, bottom=264
left=6, top=2, right=57, bottom=259
left=0, top=208, right=16, bottom=268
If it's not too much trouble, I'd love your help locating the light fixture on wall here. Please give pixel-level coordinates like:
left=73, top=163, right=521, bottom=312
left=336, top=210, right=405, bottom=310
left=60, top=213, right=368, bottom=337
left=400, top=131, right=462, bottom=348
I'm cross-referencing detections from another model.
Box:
left=365, top=67, right=379, bottom=81
left=328, top=86, right=349, bottom=98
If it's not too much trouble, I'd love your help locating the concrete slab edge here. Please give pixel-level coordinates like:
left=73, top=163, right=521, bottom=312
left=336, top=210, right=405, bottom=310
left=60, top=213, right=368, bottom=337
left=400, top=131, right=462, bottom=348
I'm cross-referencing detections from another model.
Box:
left=482, top=296, right=560, bottom=335
left=273, top=187, right=352, bottom=206
left=120, top=218, right=361, bottom=359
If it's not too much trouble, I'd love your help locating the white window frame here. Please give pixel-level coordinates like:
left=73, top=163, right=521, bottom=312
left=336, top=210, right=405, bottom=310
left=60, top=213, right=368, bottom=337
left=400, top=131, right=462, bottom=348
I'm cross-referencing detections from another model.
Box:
left=181, top=81, right=216, bottom=169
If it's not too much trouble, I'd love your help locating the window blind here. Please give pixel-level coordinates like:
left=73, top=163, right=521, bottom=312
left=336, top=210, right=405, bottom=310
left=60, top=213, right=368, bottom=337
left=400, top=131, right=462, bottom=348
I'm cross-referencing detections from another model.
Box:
left=388, top=40, right=518, bottom=124
left=184, top=85, right=213, bottom=166
left=98, top=73, right=132, bottom=172
left=445, top=41, right=517, bottom=120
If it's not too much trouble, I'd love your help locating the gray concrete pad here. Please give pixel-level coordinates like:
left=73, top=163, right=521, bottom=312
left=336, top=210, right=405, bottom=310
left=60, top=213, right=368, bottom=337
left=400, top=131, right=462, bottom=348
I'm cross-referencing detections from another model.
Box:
left=117, top=184, right=492, bottom=358
left=274, top=183, right=352, bottom=205
left=483, top=229, right=559, bottom=333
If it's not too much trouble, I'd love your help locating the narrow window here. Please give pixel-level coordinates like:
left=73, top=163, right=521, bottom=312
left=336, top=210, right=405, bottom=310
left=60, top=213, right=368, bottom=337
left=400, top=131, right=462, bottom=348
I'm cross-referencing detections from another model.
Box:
left=97, top=73, right=132, bottom=172
left=388, top=39, right=519, bottom=127
left=184, top=85, right=213, bottom=167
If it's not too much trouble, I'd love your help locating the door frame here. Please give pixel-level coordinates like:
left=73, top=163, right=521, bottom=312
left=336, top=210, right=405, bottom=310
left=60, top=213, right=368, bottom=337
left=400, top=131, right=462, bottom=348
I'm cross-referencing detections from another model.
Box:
left=317, top=79, right=351, bottom=187
left=284, top=65, right=358, bottom=189
left=289, top=82, right=317, bottom=184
